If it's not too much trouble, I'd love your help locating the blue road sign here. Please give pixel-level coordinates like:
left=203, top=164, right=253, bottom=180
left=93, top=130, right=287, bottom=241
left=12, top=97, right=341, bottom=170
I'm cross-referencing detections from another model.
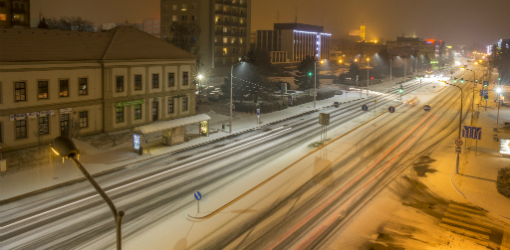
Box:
left=256, top=109, right=260, bottom=116
left=462, top=126, right=482, bottom=140
left=334, top=102, right=340, bottom=108
left=362, top=104, right=368, bottom=111
left=194, top=191, right=202, bottom=201
left=479, top=90, right=488, bottom=97
left=388, top=106, right=396, bottom=113
left=423, top=105, right=431, bottom=112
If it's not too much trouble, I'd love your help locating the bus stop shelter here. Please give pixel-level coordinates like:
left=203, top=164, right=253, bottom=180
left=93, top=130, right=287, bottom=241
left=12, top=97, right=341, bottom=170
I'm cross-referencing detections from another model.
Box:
left=132, top=114, right=211, bottom=153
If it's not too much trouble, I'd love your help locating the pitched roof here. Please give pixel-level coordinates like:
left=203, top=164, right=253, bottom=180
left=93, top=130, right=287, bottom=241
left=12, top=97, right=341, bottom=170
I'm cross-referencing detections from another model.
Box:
left=0, top=26, right=197, bottom=62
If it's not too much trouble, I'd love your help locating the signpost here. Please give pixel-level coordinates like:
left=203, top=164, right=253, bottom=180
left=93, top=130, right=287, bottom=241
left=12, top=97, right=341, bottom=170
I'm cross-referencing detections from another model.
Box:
left=319, top=113, right=330, bottom=144
left=455, top=139, right=463, bottom=147
left=256, top=109, right=260, bottom=126
left=374, top=100, right=377, bottom=114
left=388, top=106, right=395, bottom=113
left=194, top=191, right=202, bottom=214
left=362, top=105, right=368, bottom=111
left=333, top=102, right=340, bottom=108
left=462, top=126, right=482, bottom=155
left=423, top=105, right=431, bottom=112
left=479, top=90, right=488, bottom=96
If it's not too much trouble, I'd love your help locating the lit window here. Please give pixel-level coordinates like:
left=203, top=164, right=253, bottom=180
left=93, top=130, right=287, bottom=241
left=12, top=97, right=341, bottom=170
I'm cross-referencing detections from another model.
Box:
left=0, top=14, right=5, bottom=21
left=172, top=15, right=177, bottom=22
left=172, top=5, right=177, bottom=10
left=59, top=79, right=69, bottom=97
left=181, top=4, right=187, bottom=11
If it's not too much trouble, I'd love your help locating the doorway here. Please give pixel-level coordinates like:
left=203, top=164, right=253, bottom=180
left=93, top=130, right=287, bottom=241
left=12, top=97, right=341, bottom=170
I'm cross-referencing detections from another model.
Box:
left=152, top=101, right=159, bottom=121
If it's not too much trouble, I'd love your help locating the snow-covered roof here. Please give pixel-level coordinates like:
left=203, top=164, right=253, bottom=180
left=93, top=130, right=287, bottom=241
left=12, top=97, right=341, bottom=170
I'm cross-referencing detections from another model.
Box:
left=133, top=114, right=211, bottom=135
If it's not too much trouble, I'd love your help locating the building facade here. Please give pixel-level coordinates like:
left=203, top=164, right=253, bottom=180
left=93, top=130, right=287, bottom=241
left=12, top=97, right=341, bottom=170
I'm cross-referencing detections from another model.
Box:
left=160, top=0, right=251, bottom=83
left=255, top=23, right=331, bottom=64
left=0, top=26, right=198, bottom=152
left=0, top=0, right=30, bottom=28
left=143, top=18, right=161, bottom=38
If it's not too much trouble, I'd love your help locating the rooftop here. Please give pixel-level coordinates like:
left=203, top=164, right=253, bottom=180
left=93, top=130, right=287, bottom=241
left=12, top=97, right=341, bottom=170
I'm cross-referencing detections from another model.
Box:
left=274, top=23, right=324, bottom=33
left=0, top=26, right=197, bottom=62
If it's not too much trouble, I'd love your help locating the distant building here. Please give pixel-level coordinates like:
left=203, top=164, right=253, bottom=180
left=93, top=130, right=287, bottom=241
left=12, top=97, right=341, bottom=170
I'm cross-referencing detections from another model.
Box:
left=498, top=39, right=510, bottom=49
left=0, top=0, right=30, bottom=28
left=160, top=0, right=251, bottom=84
left=0, top=26, right=199, bottom=152
left=255, top=23, right=331, bottom=64
left=100, top=22, right=143, bottom=32
left=487, top=44, right=493, bottom=55
left=387, top=37, right=445, bottom=59
left=143, top=18, right=160, bottom=38
left=360, top=23, right=366, bottom=42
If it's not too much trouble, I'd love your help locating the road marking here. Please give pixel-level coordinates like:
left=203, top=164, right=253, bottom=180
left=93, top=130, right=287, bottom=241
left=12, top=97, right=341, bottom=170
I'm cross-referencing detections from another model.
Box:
left=448, top=204, right=486, bottom=215
left=443, top=212, right=492, bottom=228
left=442, top=217, right=491, bottom=233
left=269, top=114, right=438, bottom=250
left=439, top=223, right=490, bottom=240
left=446, top=208, right=488, bottom=221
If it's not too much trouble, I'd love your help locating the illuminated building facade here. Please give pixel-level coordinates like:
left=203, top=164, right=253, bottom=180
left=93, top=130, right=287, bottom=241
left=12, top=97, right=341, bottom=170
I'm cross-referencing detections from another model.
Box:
left=256, top=23, right=331, bottom=64
left=0, top=0, right=30, bottom=28
left=160, top=0, right=251, bottom=84
left=360, top=23, right=366, bottom=42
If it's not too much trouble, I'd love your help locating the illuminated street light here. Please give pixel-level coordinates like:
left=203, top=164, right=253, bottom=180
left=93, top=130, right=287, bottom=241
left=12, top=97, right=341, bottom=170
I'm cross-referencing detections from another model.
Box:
left=197, top=74, right=204, bottom=80
left=50, top=136, right=124, bottom=250
left=339, top=60, right=343, bottom=63
left=354, top=58, right=358, bottom=62
left=496, top=87, right=503, bottom=94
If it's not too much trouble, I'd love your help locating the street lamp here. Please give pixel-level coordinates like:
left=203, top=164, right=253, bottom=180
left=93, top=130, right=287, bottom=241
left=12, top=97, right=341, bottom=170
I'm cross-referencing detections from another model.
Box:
left=445, top=84, right=463, bottom=174
left=313, top=60, right=325, bottom=108
left=465, top=69, right=476, bottom=125
left=230, top=62, right=244, bottom=133
left=366, top=58, right=370, bottom=97
left=197, top=74, right=204, bottom=95
left=50, top=136, right=124, bottom=250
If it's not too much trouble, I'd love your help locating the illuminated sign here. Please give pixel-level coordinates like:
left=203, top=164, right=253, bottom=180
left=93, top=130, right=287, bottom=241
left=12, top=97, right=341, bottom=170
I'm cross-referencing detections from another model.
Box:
left=501, top=139, right=510, bottom=155
left=426, top=39, right=436, bottom=44
left=133, top=134, right=141, bottom=150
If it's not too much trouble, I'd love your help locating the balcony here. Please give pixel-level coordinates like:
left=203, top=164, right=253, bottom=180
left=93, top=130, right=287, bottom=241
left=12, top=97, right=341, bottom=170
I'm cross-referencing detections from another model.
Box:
left=215, top=9, right=223, bottom=14
left=223, top=10, right=232, bottom=15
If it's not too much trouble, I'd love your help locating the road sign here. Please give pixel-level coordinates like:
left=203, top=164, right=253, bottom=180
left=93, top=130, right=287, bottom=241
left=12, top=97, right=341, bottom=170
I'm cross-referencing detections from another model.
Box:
left=319, top=113, right=330, bottom=126
left=423, top=105, right=431, bottom=112
left=479, top=90, right=488, bottom=97
left=388, top=106, right=395, bottom=113
left=333, top=102, right=340, bottom=108
left=256, top=109, right=260, bottom=116
left=455, top=139, right=463, bottom=147
left=194, top=191, right=202, bottom=201
left=362, top=105, right=368, bottom=111
left=462, top=126, right=482, bottom=140
left=483, top=81, right=489, bottom=85
left=455, top=146, right=461, bottom=154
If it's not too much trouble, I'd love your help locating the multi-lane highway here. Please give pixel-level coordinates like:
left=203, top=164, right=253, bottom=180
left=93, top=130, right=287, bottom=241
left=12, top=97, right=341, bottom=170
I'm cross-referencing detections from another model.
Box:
left=0, top=67, right=480, bottom=250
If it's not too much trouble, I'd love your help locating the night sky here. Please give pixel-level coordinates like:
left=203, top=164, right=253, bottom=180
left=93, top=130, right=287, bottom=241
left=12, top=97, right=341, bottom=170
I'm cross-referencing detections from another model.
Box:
left=31, top=0, right=510, bottom=47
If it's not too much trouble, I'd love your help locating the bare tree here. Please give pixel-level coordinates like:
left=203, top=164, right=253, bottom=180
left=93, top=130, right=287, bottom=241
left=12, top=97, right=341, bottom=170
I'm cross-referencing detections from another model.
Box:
left=45, top=16, right=95, bottom=32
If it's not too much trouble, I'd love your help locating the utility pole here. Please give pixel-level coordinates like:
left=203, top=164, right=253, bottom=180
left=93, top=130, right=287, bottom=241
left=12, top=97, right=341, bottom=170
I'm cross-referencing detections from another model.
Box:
left=390, top=57, right=393, bottom=83
left=367, top=58, right=370, bottom=97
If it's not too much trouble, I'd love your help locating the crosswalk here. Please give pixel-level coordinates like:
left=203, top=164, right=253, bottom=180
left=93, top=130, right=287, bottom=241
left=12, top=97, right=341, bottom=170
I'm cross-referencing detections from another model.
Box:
left=439, top=203, right=504, bottom=248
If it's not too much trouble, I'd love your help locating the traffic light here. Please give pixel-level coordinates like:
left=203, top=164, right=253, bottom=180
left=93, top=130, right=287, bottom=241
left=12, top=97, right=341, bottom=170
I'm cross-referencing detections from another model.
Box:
left=484, top=95, right=489, bottom=100
left=461, top=78, right=464, bottom=83
left=454, top=78, right=457, bottom=83
left=308, top=72, right=313, bottom=76
left=483, top=82, right=488, bottom=87
left=399, top=88, right=403, bottom=93
left=475, top=79, right=478, bottom=83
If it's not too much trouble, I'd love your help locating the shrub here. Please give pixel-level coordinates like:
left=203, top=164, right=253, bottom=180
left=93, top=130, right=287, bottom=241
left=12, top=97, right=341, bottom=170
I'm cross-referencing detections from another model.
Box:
left=497, top=167, right=510, bottom=197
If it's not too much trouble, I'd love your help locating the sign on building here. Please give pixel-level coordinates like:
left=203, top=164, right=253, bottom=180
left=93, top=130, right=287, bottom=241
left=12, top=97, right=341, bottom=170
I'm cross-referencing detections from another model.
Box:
left=462, top=126, right=482, bottom=140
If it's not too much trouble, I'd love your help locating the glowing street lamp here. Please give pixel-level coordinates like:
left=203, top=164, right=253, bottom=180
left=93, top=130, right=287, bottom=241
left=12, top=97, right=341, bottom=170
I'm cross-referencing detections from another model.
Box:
left=50, top=136, right=124, bottom=250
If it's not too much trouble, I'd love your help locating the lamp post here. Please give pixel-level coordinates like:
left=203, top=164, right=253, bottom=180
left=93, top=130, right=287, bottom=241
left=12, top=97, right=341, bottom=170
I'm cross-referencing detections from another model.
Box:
left=197, top=74, right=204, bottom=96
left=314, top=60, right=324, bottom=109
left=446, top=84, right=463, bottom=174
left=496, top=87, right=503, bottom=129
left=230, top=62, right=244, bottom=133
left=390, top=56, right=393, bottom=83
left=50, top=136, right=124, bottom=250
left=366, top=58, right=370, bottom=97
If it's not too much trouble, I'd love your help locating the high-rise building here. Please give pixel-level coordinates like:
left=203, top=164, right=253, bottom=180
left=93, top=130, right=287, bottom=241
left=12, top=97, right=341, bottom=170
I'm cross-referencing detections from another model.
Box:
left=360, top=23, right=365, bottom=42
left=160, top=0, right=251, bottom=84
left=255, top=23, right=331, bottom=64
left=0, top=0, right=30, bottom=28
